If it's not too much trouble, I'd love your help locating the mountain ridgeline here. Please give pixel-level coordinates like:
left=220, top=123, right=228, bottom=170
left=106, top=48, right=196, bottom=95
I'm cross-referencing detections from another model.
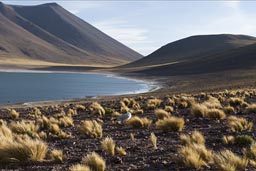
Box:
left=0, top=2, right=142, bottom=66
left=121, top=34, right=256, bottom=76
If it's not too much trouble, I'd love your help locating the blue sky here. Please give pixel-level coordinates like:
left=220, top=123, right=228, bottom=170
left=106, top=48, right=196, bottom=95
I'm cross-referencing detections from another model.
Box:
left=2, top=1, right=256, bottom=55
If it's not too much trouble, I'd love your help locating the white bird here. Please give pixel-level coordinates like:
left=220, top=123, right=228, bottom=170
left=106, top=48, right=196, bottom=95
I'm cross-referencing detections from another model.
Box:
left=116, top=111, right=132, bottom=122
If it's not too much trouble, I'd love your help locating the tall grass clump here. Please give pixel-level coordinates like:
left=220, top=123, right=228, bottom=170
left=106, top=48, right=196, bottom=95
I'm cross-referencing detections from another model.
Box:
left=147, top=98, right=162, bottom=109
left=89, top=102, right=105, bottom=116
left=78, top=120, right=103, bottom=138
left=228, top=116, right=253, bottom=132
left=82, top=152, right=106, bottom=171
left=101, top=137, right=115, bottom=156
left=154, top=109, right=170, bottom=119
left=156, top=117, right=184, bottom=132
left=150, top=132, right=157, bottom=150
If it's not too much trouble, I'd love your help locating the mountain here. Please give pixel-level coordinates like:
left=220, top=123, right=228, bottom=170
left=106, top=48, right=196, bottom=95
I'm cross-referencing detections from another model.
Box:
left=132, top=41, right=256, bottom=76
left=0, top=2, right=142, bottom=66
left=122, top=34, right=256, bottom=68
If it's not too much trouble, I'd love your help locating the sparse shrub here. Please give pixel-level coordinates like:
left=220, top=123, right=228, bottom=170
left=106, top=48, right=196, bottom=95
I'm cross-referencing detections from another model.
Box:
left=246, top=104, right=256, bottom=113
left=127, top=116, right=144, bottom=128
left=180, top=131, right=205, bottom=146
left=235, top=135, right=254, bottom=146
left=141, top=117, right=152, bottom=129
left=89, top=102, right=105, bottom=116
left=228, top=97, right=246, bottom=107
left=213, top=150, right=248, bottom=171
left=78, top=120, right=103, bottom=138
left=116, top=146, right=127, bottom=156
left=156, top=117, right=184, bottom=132
left=228, top=116, right=253, bottom=132
left=223, top=135, right=235, bottom=145
left=50, top=149, right=64, bottom=162
left=223, top=106, right=235, bottom=114
left=10, top=120, right=39, bottom=138
left=178, top=143, right=212, bottom=168
left=243, top=143, right=256, bottom=160
left=130, top=133, right=135, bottom=141
left=191, top=104, right=208, bottom=117
left=147, top=98, right=162, bottom=109
left=154, top=109, right=170, bottom=119
left=9, top=109, right=19, bottom=119
left=150, top=132, right=157, bottom=150
left=207, top=109, right=226, bottom=120
left=82, top=152, right=106, bottom=171
left=70, top=164, right=91, bottom=171
left=101, top=137, right=115, bottom=156
left=59, top=116, right=74, bottom=127
left=164, top=106, right=174, bottom=112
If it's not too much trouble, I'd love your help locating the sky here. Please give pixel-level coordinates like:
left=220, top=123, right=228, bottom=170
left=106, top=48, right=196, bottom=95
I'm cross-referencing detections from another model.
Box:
left=2, top=0, right=256, bottom=56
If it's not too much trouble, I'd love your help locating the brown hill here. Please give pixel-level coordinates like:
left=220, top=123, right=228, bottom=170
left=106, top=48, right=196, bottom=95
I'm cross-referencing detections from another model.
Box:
left=122, top=34, right=256, bottom=68
left=0, top=2, right=142, bottom=66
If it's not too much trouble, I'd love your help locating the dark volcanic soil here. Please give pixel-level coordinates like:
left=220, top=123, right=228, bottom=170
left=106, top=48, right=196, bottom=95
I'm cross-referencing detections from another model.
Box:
left=0, top=89, right=256, bottom=171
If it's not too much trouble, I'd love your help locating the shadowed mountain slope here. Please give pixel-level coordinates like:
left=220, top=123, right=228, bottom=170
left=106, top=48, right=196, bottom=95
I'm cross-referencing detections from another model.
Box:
left=0, top=2, right=142, bottom=66
left=123, top=34, right=256, bottom=68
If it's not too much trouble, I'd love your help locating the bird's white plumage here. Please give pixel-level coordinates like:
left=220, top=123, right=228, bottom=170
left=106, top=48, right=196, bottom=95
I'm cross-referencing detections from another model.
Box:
left=117, top=111, right=132, bottom=122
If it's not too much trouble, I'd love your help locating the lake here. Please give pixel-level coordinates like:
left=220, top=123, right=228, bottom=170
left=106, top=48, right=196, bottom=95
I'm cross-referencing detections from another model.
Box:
left=0, top=71, right=155, bottom=104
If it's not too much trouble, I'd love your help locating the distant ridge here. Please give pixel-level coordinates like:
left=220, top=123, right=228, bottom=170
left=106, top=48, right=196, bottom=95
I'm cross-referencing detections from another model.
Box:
left=122, top=34, right=256, bottom=68
left=0, top=2, right=142, bottom=66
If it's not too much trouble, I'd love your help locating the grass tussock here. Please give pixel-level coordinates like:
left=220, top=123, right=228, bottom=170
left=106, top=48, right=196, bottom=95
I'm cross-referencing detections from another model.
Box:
left=89, top=102, right=105, bottom=116
left=69, top=164, right=91, bottom=171
left=141, top=117, right=152, bottom=129
left=147, top=98, right=162, bottom=109
left=191, top=103, right=226, bottom=119
left=156, top=117, right=184, bottom=132
left=177, top=131, right=212, bottom=168
left=207, top=109, right=226, bottom=120
left=154, top=109, right=170, bottom=119
left=116, top=146, right=127, bottom=156
left=101, top=137, right=115, bottom=156
left=150, top=132, right=157, bottom=150
left=164, top=106, right=174, bottom=112
left=213, top=150, right=248, bottom=171
left=50, top=149, right=64, bottom=162
left=243, top=143, right=256, bottom=160
left=223, top=135, right=235, bottom=145
left=127, top=116, right=144, bottom=128
left=228, top=116, right=253, bottom=132
left=246, top=104, right=256, bottom=113
left=82, top=152, right=106, bottom=171
left=10, top=120, right=39, bottom=138
left=223, top=106, right=235, bottom=114
left=59, top=116, right=74, bottom=127
left=0, top=125, right=48, bottom=162
left=9, top=109, right=19, bottom=119
left=235, top=135, right=254, bottom=146
left=228, top=97, right=246, bottom=107
left=78, top=120, right=103, bottom=138
left=180, top=131, right=205, bottom=146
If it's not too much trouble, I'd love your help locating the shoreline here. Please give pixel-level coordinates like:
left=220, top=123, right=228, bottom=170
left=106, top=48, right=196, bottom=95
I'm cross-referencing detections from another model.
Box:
left=0, top=68, right=163, bottom=107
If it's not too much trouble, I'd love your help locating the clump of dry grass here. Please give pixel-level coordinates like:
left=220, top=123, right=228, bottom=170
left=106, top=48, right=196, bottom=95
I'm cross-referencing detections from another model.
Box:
left=164, top=106, right=174, bottom=112
left=213, top=150, right=248, bottom=171
left=180, top=131, right=205, bottom=146
left=59, top=116, right=74, bottom=127
left=243, top=143, right=256, bottom=160
left=116, top=146, right=127, bottom=156
left=69, top=164, right=91, bottom=171
left=228, top=97, right=246, bottom=107
left=166, top=97, right=175, bottom=106
left=154, top=109, right=170, bottom=119
left=202, top=96, right=222, bottom=109
left=50, top=149, right=64, bottom=162
left=67, top=108, right=77, bottom=116
left=89, top=102, right=105, bottom=116
left=9, top=109, right=19, bottom=119
left=111, top=111, right=121, bottom=119
left=246, top=104, right=256, bottom=113
left=141, top=117, right=152, bottom=129
left=133, top=109, right=144, bottom=115
left=207, top=109, right=226, bottom=120
left=177, top=131, right=212, bottom=168
left=150, top=132, right=157, bottom=150
left=75, top=104, right=86, bottom=111
left=147, top=98, right=162, bottom=109
left=127, top=116, right=144, bottom=128
left=223, top=105, right=235, bottom=114
left=223, top=135, right=235, bottom=145
left=49, top=123, right=61, bottom=135
left=78, top=120, right=103, bottom=138
left=82, top=152, right=106, bottom=171
left=228, top=116, right=253, bottom=132
left=130, top=133, right=135, bottom=141
left=101, top=137, right=115, bottom=156
left=10, top=120, right=39, bottom=138
left=0, top=125, right=48, bottom=162
left=191, top=104, right=208, bottom=117
left=156, top=117, right=184, bottom=132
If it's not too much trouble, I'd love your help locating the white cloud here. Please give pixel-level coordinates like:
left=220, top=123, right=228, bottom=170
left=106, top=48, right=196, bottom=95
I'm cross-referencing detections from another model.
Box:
left=223, top=1, right=240, bottom=9
left=93, top=19, right=153, bottom=54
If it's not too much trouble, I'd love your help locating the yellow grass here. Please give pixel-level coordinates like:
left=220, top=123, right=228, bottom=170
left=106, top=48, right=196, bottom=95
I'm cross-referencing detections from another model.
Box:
left=82, top=152, right=106, bottom=171
left=50, top=149, right=64, bottom=162
left=150, top=132, right=157, bottom=150
left=154, top=109, right=170, bottom=119
left=156, top=117, right=184, bottom=132
left=116, top=146, right=127, bottom=156
left=89, top=102, right=105, bottom=116
left=228, top=116, right=253, bottom=132
left=69, top=164, right=91, bottom=171
left=101, top=137, right=115, bottom=156
left=78, top=120, right=103, bottom=138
